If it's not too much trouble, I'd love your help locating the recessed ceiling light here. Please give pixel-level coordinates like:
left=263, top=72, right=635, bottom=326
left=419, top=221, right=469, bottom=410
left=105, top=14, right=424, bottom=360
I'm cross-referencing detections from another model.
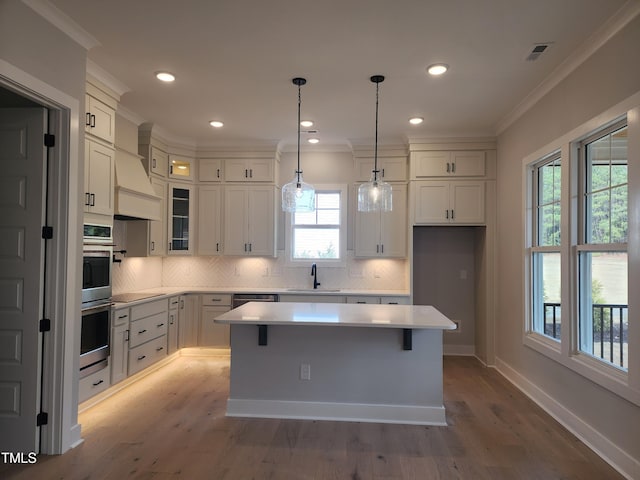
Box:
left=427, top=64, right=448, bottom=76
left=308, top=138, right=319, bottom=144
left=300, top=120, right=314, bottom=128
left=409, top=117, right=424, bottom=125
left=155, top=71, right=176, bottom=82
left=209, top=121, right=224, bottom=128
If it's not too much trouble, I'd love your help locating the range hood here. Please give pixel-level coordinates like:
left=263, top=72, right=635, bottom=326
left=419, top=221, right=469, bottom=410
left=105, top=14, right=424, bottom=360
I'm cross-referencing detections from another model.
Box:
left=114, top=148, right=161, bottom=221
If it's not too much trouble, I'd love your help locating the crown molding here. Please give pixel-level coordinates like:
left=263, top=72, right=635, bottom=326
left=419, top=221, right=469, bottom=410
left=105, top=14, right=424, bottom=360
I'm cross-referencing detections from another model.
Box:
left=115, top=106, right=145, bottom=126
left=87, top=60, right=130, bottom=97
left=21, top=0, right=99, bottom=51
left=495, top=0, right=640, bottom=135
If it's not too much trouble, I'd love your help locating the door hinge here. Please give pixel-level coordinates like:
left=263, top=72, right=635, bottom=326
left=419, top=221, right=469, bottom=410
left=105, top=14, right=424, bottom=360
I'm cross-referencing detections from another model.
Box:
left=39, top=318, right=51, bottom=332
left=37, top=412, right=48, bottom=426
left=44, top=133, right=55, bottom=147
left=42, top=226, right=53, bottom=239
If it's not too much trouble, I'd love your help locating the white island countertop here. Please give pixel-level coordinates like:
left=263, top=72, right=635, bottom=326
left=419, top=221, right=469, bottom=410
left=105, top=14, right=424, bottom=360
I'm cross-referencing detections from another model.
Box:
left=215, top=301, right=456, bottom=330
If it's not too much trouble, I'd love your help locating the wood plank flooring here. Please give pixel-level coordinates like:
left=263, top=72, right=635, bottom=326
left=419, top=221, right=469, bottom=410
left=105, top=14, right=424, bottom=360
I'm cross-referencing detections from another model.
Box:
left=1, top=356, right=623, bottom=479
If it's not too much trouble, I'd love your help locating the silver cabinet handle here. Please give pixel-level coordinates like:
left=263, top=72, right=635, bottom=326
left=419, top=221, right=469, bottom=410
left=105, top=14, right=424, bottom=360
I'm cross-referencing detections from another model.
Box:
left=85, top=112, right=91, bottom=126
left=90, top=114, right=96, bottom=128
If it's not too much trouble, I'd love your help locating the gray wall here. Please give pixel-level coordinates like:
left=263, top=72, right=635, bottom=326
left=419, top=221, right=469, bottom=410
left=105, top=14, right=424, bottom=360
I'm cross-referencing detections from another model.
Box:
left=413, top=227, right=476, bottom=349
left=496, top=14, right=640, bottom=468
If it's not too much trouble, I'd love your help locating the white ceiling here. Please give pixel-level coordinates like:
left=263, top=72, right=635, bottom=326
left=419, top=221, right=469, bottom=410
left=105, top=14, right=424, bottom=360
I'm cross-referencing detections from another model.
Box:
left=49, top=0, right=632, bottom=149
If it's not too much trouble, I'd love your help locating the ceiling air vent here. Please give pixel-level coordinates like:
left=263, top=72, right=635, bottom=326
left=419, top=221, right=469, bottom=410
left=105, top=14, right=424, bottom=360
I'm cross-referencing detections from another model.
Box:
left=526, top=43, right=553, bottom=62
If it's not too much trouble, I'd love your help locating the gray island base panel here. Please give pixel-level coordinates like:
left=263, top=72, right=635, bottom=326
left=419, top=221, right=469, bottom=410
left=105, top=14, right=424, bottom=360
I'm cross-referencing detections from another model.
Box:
left=215, top=302, right=456, bottom=426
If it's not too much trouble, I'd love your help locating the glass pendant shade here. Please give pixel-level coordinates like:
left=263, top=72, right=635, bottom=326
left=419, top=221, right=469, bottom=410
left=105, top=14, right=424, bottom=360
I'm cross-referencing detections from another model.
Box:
left=282, top=77, right=315, bottom=213
left=357, top=172, right=392, bottom=212
left=282, top=172, right=315, bottom=212
left=357, top=74, right=392, bottom=212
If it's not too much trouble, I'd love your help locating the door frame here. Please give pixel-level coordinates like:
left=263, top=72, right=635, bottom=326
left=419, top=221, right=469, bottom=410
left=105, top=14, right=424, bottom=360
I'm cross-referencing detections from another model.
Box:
left=0, top=59, right=83, bottom=454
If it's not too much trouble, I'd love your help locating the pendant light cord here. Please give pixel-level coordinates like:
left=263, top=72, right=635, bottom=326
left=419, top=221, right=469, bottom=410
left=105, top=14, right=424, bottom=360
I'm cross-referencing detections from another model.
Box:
left=296, top=81, right=301, bottom=186
left=370, top=75, right=384, bottom=183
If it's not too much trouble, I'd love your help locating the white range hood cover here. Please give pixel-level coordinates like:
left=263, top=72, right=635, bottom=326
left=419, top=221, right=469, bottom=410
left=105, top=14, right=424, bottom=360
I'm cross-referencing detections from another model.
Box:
left=114, top=149, right=161, bottom=220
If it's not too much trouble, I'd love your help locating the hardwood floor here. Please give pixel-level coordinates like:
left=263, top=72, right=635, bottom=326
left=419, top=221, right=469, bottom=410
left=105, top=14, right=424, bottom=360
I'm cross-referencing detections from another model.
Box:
left=1, top=355, right=622, bottom=479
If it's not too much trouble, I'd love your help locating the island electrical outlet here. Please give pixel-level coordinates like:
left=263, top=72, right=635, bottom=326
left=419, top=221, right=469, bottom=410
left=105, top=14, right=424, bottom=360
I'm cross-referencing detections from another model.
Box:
left=300, top=363, right=311, bottom=380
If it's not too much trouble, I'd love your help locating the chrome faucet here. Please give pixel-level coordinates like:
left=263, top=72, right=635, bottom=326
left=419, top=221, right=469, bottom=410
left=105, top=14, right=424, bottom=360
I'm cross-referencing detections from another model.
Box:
left=311, top=263, right=321, bottom=289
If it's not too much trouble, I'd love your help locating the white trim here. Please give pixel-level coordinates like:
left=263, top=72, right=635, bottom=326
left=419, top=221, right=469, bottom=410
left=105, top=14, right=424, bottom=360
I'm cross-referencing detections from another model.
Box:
left=496, top=1, right=640, bottom=135
left=1, top=58, right=81, bottom=455
left=86, top=60, right=130, bottom=97
left=226, top=398, right=447, bottom=426
left=20, top=0, right=99, bottom=51
left=494, top=357, right=640, bottom=480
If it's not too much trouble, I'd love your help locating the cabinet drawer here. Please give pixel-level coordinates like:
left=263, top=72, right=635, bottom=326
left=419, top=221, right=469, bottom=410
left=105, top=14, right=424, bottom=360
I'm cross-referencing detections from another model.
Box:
left=168, top=296, right=181, bottom=310
left=128, top=335, right=167, bottom=376
left=346, top=296, right=380, bottom=304
left=202, top=294, right=232, bottom=306
left=79, top=366, right=111, bottom=403
left=129, top=312, right=168, bottom=348
left=112, top=307, right=130, bottom=327
left=131, top=298, right=168, bottom=321
left=381, top=296, right=410, bottom=305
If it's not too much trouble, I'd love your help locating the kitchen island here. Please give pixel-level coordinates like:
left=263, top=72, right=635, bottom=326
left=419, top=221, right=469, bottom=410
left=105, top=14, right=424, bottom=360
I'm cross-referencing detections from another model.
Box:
left=215, top=302, right=456, bottom=425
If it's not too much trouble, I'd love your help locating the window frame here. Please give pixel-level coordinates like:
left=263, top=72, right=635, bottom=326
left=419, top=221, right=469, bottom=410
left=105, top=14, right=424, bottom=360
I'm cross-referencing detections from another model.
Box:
left=528, top=152, right=563, bottom=344
left=284, top=184, right=348, bottom=267
left=521, top=94, right=640, bottom=407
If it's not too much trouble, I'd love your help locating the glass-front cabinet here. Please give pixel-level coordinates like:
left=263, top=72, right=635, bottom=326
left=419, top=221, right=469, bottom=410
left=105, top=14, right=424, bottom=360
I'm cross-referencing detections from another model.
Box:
left=168, top=184, right=194, bottom=255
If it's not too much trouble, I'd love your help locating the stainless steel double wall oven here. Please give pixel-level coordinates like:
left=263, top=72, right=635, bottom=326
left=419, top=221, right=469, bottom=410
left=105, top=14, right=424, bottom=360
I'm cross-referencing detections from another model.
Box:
left=80, top=224, right=113, bottom=378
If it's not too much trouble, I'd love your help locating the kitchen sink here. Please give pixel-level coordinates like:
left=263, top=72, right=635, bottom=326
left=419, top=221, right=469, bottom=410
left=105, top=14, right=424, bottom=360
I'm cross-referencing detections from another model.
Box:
left=286, top=288, right=341, bottom=292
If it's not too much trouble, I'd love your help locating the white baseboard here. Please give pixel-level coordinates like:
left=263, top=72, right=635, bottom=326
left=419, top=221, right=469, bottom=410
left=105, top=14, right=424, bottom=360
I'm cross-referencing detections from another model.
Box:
left=494, top=356, right=639, bottom=480
left=226, top=398, right=447, bottom=426
left=443, top=344, right=476, bottom=356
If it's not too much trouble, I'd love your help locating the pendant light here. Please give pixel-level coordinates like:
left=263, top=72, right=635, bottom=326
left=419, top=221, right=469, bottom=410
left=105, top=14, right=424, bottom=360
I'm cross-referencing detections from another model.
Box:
left=282, top=77, right=315, bottom=212
left=357, top=75, right=392, bottom=212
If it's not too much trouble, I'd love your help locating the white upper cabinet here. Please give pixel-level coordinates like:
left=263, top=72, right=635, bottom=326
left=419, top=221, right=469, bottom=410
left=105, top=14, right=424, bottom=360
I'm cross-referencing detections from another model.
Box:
left=412, top=181, right=485, bottom=225
left=148, top=146, right=168, bottom=178
left=84, top=138, right=115, bottom=216
left=85, top=93, right=115, bottom=144
left=411, top=151, right=485, bottom=178
left=197, top=185, right=223, bottom=255
left=223, top=185, right=276, bottom=256
left=224, top=158, right=274, bottom=182
left=167, top=183, right=195, bottom=255
left=355, top=184, right=407, bottom=257
left=198, top=158, right=223, bottom=182
left=355, top=155, right=407, bottom=182
left=168, top=155, right=195, bottom=181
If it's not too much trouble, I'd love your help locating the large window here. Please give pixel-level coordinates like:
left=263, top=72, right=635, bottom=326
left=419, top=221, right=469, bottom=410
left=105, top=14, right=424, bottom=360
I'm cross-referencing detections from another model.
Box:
left=578, top=123, right=628, bottom=370
left=530, top=153, right=562, bottom=341
left=288, top=186, right=347, bottom=263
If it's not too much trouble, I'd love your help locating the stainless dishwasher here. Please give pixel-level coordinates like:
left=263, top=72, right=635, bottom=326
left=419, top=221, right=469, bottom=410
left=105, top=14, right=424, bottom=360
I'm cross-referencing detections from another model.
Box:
left=232, top=293, right=279, bottom=309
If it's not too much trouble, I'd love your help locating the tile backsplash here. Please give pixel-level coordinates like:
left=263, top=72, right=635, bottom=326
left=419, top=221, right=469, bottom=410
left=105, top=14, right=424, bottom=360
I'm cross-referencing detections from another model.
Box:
left=112, top=253, right=407, bottom=293
left=111, top=221, right=408, bottom=293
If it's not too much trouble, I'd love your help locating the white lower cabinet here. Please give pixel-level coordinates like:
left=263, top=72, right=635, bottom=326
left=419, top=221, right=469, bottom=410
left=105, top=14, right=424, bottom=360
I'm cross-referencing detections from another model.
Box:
left=110, top=306, right=130, bottom=386
left=128, top=298, right=168, bottom=376
left=168, top=296, right=180, bottom=355
left=200, top=294, right=232, bottom=347
left=178, top=294, right=200, bottom=348
left=78, top=366, right=111, bottom=403
left=346, top=296, right=410, bottom=305
left=128, top=335, right=168, bottom=376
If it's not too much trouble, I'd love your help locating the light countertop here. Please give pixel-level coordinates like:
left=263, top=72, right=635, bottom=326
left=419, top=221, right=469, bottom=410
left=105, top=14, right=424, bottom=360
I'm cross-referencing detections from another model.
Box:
left=214, top=301, right=455, bottom=330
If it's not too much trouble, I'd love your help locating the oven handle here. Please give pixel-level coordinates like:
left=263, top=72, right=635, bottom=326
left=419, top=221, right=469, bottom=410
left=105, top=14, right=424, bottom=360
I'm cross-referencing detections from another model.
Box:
left=81, top=302, right=112, bottom=314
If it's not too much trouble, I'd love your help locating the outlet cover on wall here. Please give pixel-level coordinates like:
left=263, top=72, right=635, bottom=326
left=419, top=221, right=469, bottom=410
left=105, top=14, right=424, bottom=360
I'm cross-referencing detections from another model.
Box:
left=300, top=363, right=311, bottom=380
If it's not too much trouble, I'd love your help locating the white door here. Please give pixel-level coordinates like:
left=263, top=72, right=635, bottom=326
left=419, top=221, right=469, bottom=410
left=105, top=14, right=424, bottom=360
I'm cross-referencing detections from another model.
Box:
left=0, top=108, right=47, bottom=452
